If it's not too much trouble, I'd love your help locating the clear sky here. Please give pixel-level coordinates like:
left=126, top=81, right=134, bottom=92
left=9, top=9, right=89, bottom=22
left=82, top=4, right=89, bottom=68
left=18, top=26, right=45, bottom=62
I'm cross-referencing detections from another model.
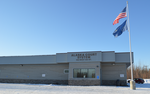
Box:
left=0, top=0, right=150, bottom=67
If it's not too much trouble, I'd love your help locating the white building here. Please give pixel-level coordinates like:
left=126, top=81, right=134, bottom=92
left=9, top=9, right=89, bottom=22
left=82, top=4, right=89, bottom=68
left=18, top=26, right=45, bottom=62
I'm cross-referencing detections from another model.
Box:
left=0, top=51, right=133, bottom=85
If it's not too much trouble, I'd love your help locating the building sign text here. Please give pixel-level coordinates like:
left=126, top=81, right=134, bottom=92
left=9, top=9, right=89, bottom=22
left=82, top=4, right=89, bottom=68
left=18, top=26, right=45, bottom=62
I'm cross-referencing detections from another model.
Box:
left=71, top=53, right=97, bottom=61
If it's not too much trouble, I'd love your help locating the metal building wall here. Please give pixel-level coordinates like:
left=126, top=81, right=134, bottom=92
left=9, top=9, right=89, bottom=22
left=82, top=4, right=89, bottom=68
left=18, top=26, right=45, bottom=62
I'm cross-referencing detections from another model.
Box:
left=101, top=63, right=127, bottom=85
left=0, top=64, right=69, bottom=84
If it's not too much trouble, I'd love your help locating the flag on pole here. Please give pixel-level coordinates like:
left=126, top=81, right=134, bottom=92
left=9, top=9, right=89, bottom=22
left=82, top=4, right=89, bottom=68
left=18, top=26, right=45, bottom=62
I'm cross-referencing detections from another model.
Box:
left=113, top=20, right=128, bottom=37
left=113, top=7, right=127, bottom=25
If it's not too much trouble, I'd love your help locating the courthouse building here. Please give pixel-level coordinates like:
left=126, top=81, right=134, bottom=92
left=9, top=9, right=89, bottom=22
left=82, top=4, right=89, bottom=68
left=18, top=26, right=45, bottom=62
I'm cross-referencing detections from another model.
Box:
left=0, top=51, right=133, bottom=85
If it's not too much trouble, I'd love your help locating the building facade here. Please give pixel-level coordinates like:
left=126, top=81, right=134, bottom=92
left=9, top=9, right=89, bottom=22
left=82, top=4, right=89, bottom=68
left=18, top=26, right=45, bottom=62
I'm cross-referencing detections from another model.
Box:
left=0, top=51, right=133, bottom=85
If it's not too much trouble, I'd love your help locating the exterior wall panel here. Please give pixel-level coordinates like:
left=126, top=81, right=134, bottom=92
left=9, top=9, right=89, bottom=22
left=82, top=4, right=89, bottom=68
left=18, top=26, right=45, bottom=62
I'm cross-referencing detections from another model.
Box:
left=102, top=52, right=115, bottom=62
left=101, top=63, right=127, bottom=85
left=115, top=52, right=133, bottom=63
left=0, top=64, right=69, bottom=80
left=56, top=53, right=67, bottom=63
left=101, top=63, right=127, bottom=80
left=0, top=55, right=57, bottom=64
left=67, top=51, right=102, bottom=63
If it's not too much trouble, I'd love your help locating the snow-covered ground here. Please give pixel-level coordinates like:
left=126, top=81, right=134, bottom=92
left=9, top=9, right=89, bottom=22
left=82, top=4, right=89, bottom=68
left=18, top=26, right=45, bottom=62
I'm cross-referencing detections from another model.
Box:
left=0, top=82, right=150, bottom=94
left=127, top=79, right=150, bottom=83
left=144, top=79, right=150, bottom=83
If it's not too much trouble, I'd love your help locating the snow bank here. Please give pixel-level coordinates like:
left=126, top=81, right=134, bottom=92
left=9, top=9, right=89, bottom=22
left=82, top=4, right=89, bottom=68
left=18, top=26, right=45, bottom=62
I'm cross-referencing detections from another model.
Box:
left=144, top=79, right=150, bottom=83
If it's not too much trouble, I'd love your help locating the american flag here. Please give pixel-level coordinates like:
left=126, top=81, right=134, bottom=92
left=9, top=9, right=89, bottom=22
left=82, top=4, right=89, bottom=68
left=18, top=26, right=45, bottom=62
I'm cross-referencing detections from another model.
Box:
left=113, top=7, right=127, bottom=25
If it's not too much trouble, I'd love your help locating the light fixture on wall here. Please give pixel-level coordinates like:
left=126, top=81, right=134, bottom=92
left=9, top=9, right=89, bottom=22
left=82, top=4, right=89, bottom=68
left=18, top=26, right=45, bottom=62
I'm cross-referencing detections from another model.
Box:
left=112, top=63, right=115, bottom=65
left=96, top=65, right=99, bottom=67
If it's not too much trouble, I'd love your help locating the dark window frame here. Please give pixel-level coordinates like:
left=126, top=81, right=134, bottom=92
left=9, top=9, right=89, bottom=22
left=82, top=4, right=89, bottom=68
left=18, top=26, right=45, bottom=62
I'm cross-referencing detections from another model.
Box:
left=73, top=68, right=95, bottom=78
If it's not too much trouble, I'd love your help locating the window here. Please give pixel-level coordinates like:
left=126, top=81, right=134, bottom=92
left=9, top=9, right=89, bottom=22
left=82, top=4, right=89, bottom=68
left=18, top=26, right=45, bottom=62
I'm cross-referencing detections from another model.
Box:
left=64, top=69, right=69, bottom=74
left=73, top=68, right=95, bottom=78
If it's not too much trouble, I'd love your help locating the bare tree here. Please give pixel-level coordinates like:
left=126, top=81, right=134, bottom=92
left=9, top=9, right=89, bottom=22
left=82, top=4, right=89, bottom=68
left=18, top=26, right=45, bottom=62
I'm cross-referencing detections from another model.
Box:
left=127, top=63, right=150, bottom=79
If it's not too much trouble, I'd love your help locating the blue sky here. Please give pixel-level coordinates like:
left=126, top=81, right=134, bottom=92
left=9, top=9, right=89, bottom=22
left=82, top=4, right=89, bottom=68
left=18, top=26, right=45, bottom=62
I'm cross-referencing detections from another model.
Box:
left=0, top=0, right=150, bottom=67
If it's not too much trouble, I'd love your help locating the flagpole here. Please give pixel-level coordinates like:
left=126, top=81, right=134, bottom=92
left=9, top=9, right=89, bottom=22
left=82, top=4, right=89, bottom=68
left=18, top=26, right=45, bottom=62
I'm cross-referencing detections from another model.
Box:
left=126, top=1, right=136, bottom=90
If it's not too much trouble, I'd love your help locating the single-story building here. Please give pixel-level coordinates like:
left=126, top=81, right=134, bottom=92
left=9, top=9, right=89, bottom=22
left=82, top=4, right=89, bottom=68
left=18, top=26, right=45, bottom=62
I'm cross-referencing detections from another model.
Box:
left=0, top=51, right=133, bottom=86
